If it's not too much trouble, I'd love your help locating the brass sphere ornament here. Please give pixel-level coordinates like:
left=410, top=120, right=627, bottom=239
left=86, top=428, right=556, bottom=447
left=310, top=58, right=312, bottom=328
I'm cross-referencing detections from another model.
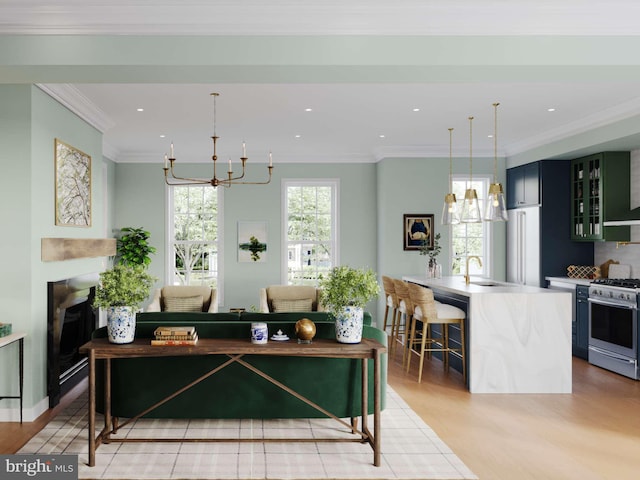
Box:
left=295, top=318, right=316, bottom=344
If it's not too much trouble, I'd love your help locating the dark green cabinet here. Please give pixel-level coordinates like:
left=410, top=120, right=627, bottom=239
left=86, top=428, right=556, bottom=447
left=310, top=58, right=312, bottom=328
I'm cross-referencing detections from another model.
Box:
left=506, top=162, right=539, bottom=209
left=571, top=152, right=630, bottom=241
left=574, top=285, right=589, bottom=359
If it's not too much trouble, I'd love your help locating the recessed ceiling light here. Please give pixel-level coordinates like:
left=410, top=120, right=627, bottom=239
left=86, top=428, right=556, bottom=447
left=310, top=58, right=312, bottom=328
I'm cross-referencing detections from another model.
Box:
left=304, top=108, right=312, bottom=112
left=295, top=134, right=301, bottom=138
left=547, top=108, right=556, bottom=112
left=488, top=134, right=494, bottom=138
left=159, top=134, right=166, bottom=138
left=136, top=108, right=144, bottom=112
left=379, top=134, right=386, bottom=138
left=412, top=108, right=420, bottom=112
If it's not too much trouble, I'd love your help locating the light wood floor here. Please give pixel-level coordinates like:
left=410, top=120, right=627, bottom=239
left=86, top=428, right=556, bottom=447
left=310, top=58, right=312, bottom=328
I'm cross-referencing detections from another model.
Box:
left=2, top=350, right=639, bottom=479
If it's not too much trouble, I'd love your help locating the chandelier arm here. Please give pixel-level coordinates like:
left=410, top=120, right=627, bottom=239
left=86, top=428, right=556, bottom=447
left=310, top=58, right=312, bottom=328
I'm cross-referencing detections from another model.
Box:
left=161, top=92, right=273, bottom=188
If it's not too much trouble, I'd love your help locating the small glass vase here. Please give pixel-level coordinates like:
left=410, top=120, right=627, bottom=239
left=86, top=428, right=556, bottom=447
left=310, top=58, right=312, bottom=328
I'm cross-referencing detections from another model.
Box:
left=427, top=260, right=442, bottom=279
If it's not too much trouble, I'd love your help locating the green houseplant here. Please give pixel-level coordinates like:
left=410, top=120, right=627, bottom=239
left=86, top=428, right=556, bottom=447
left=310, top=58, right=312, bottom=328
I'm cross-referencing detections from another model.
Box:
left=93, top=264, right=156, bottom=344
left=319, top=266, right=380, bottom=344
left=117, top=227, right=156, bottom=267
left=420, top=232, right=442, bottom=278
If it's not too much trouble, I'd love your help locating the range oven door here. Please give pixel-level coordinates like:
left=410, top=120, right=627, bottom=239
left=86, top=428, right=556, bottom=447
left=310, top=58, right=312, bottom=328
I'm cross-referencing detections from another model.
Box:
left=588, top=297, right=638, bottom=380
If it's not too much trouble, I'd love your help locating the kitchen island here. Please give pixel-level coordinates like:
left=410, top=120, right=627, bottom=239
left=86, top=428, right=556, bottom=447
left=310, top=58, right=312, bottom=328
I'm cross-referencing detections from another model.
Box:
left=402, top=275, right=572, bottom=394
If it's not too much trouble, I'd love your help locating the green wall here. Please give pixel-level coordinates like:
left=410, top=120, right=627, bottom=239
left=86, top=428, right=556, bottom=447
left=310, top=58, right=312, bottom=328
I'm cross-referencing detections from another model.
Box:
left=113, top=162, right=378, bottom=312
left=0, top=85, right=106, bottom=420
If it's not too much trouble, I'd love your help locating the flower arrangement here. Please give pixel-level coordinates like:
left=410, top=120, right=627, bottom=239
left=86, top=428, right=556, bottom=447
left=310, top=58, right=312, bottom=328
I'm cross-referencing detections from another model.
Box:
left=420, top=232, right=441, bottom=267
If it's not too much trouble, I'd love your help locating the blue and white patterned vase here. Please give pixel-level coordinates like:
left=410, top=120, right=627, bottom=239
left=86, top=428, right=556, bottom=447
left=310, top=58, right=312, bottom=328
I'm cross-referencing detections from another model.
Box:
left=335, top=306, right=364, bottom=344
left=106, top=306, right=136, bottom=344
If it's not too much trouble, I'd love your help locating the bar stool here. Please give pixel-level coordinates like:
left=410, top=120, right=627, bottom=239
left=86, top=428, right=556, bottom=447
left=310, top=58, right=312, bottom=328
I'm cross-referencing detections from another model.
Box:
left=406, top=282, right=466, bottom=383
left=381, top=276, right=398, bottom=334
left=390, top=278, right=413, bottom=359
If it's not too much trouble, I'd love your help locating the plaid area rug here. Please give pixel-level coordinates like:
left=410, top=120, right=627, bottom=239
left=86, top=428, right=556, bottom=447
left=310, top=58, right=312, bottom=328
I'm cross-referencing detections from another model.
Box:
left=19, top=386, right=476, bottom=480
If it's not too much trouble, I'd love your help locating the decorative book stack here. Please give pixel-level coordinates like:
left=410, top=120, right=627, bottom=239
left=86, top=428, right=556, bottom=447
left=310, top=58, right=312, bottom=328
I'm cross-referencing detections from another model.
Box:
left=151, top=326, right=198, bottom=346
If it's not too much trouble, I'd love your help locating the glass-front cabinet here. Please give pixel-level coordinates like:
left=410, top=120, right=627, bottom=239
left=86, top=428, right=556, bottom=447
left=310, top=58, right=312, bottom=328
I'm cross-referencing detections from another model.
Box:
left=571, top=152, right=630, bottom=242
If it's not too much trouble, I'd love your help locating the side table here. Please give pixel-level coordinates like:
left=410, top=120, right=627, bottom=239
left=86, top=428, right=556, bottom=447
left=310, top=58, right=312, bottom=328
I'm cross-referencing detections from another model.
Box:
left=0, top=332, right=26, bottom=423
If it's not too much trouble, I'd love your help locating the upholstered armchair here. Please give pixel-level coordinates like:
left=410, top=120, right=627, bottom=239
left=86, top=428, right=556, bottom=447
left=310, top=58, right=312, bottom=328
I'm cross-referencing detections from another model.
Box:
left=147, top=285, right=218, bottom=313
left=259, top=285, right=323, bottom=313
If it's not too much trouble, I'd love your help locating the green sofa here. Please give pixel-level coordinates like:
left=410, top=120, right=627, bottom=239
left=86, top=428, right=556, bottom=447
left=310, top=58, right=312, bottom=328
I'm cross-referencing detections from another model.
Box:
left=92, top=311, right=387, bottom=420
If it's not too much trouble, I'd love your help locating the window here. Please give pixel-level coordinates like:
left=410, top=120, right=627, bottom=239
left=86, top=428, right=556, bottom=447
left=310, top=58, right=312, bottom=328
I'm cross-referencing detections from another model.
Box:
left=450, top=175, right=491, bottom=277
left=283, top=180, right=338, bottom=285
left=167, top=185, right=222, bottom=294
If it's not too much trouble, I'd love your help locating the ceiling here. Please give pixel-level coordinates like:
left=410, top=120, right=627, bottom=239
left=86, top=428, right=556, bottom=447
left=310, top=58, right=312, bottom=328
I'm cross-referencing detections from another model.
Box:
left=4, top=1, right=640, bottom=165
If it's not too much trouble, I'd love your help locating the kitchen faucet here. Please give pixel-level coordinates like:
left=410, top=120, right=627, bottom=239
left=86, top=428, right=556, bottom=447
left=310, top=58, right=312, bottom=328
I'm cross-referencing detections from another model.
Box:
left=464, top=256, right=482, bottom=285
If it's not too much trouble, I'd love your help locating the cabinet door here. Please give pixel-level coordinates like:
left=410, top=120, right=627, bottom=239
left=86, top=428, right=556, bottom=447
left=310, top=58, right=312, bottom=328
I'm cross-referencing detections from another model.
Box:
left=574, top=286, right=589, bottom=359
left=571, top=152, right=630, bottom=242
left=523, top=163, right=540, bottom=206
left=507, top=162, right=539, bottom=209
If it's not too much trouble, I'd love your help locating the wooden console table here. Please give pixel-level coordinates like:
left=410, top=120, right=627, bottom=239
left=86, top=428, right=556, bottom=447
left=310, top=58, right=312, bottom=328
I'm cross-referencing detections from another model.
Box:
left=79, top=337, right=386, bottom=467
left=0, top=332, right=25, bottom=423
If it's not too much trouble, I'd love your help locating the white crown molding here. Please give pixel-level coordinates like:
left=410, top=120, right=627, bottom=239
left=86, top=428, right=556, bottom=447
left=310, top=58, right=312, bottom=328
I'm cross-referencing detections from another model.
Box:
left=506, top=96, right=640, bottom=157
left=4, top=1, right=640, bottom=36
left=36, top=84, right=115, bottom=134
left=102, top=140, right=120, bottom=162
left=116, top=151, right=376, bottom=164
left=373, top=146, right=496, bottom=161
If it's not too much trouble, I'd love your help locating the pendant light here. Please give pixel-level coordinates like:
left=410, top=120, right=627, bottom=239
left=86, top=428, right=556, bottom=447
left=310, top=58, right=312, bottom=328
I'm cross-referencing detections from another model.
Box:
left=441, top=127, right=460, bottom=225
left=484, top=102, right=509, bottom=221
left=460, top=116, right=482, bottom=223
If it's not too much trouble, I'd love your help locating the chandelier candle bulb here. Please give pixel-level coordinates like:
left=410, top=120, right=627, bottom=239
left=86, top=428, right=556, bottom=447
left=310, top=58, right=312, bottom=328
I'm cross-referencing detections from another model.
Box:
left=269, top=151, right=273, bottom=167
left=170, top=142, right=174, bottom=158
left=164, top=154, right=168, bottom=169
left=242, top=141, right=246, bottom=158
left=228, top=159, right=232, bottom=173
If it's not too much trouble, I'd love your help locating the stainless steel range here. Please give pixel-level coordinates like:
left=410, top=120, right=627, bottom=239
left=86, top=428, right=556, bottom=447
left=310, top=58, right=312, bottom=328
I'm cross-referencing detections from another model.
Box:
left=588, top=278, right=639, bottom=380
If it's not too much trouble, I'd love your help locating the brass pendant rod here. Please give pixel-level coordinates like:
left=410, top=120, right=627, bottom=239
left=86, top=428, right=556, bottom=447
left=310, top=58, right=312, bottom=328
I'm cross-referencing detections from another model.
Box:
left=468, top=116, right=474, bottom=185
left=493, top=102, right=499, bottom=183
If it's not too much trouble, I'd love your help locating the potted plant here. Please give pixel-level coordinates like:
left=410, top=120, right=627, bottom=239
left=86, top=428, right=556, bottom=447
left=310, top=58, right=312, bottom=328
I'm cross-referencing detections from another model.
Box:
left=420, top=232, right=441, bottom=278
left=93, top=264, right=156, bottom=344
left=117, top=227, right=156, bottom=267
left=319, top=266, right=380, bottom=344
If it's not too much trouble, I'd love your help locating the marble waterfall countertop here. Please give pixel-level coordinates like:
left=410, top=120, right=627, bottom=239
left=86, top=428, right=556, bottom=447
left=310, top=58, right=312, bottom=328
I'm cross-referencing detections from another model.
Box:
left=546, top=276, right=593, bottom=287
left=402, top=275, right=572, bottom=394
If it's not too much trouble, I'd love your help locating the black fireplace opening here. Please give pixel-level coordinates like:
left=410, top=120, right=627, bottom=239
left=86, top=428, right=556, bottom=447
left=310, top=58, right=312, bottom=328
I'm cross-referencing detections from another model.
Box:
left=47, top=273, right=100, bottom=407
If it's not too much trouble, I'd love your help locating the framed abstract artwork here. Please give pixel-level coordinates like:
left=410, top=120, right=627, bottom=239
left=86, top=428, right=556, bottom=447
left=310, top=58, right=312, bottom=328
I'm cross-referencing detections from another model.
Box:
left=238, top=221, right=267, bottom=262
left=403, top=214, right=434, bottom=251
left=55, top=139, right=91, bottom=227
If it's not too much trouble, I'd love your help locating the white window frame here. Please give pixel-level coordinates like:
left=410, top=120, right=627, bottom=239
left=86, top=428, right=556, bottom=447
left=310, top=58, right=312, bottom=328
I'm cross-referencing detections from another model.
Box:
left=449, top=174, right=491, bottom=279
left=281, top=179, right=339, bottom=286
left=165, top=185, right=224, bottom=305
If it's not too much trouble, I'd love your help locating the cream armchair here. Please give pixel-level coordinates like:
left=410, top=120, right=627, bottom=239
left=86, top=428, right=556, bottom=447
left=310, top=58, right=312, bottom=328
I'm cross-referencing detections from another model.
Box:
left=147, top=285, right=218, bottom=313
left=259, top=285, right=323, bottom=313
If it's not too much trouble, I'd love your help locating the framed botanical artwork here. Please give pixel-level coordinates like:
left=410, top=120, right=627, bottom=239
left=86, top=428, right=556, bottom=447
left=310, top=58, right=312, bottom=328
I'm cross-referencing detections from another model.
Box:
left=238, top=221, right=267, bottom=262
left=55, top=139, right=91, bottom=227
left=403, top=214, right=434, bottom=251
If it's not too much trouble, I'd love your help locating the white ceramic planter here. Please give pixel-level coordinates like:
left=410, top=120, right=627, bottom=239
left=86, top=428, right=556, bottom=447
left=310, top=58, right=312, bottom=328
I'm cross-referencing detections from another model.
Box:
left=335, top=306, right=364, bottom=344
left=106, top=306, right=136, bottom=344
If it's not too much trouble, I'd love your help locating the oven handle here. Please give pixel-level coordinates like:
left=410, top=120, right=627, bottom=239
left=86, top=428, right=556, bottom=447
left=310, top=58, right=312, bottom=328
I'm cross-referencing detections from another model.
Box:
left=588, top=345, right=637, bottom=364
left=587, top=297, right=638, bottom=310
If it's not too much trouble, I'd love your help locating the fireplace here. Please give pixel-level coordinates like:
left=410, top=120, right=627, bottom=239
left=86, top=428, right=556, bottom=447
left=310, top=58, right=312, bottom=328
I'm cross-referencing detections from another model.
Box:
left=47, top=273, right=99, bottom=407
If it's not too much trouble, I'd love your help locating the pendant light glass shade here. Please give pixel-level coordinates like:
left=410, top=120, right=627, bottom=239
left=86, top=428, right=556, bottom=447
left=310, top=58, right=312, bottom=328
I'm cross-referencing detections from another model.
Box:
left=442, top=193, right=460, bottom=225
left=485, top=182, right=509, bottom=221
left=461, top=188, right=482, bottom=223
left=461, top=116, right=481, bottom=223
left=441, top=127, right=460, bottom=225
left=484, top=102, right=508, bottom=222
